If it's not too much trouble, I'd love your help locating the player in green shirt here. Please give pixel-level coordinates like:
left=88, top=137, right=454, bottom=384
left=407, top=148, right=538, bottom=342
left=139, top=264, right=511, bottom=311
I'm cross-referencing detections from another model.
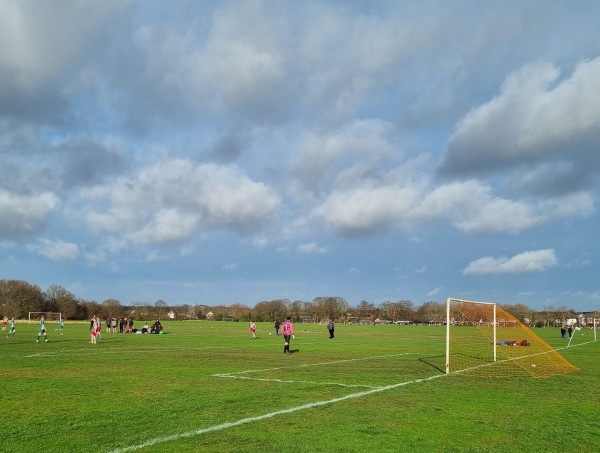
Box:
left=7, top=317, right=15, bottom=338
left=36, top=316, right=48, bottom=343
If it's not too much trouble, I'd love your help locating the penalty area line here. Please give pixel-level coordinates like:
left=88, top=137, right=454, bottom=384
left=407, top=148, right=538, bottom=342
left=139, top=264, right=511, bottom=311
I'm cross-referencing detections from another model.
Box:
left=214, top=374, right=381, bottom=389
left=107, top=372, right=445, bottom=453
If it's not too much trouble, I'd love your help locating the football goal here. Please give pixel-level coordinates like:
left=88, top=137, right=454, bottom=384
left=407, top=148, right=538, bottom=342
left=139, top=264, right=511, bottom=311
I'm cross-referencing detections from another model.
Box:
left=221, top=317, right=234, bottom=322
left=567, top=318, right=599, bottom=347
left=445, top=298, right=577, bottom=378
left=28, top=312, right=62, bottom=324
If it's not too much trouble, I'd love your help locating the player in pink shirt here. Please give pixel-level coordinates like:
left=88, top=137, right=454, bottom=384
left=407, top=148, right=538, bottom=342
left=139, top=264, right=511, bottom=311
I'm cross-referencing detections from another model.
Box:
left=281, top=316, right=294, bottom=355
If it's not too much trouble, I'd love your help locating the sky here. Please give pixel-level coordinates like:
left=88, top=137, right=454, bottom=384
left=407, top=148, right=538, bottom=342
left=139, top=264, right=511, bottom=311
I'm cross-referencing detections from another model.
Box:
left=1, top=0, right=600, bottom=312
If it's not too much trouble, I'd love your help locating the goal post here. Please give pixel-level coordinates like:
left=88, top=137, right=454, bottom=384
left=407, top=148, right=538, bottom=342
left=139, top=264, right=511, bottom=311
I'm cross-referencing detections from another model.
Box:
left=567, top=318, right=599, bottom=347
left=445, top=298, right=577, bottom=378
left=28, top=312, right=62, bottom=324
left=446, top=298, right=497, bottom=375
left=221, top=317, right=234, bottom=322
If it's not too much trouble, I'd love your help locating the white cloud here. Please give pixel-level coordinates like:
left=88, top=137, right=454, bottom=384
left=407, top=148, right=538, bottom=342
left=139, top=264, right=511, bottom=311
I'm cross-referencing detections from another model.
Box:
left=292, top=119, right=395, bottom=204
left=463, top=249, right=558, bottom=275
left=0, top=0, right=128, bottom=93
left=252, top=236, right=269, bottom=248
left=26, top=238, right=79, bottom=261
left=317, top=183, right=423, bottom=234
left=0, top=190, right=58, bottom=239
left=427, top=287, right=441, bottom=296
left=297, top=242, right=327, bottom=254
left=82, top=159, right=280, bottom=246
left=317, top=177, right=593, bottom=237
left=416, top=180, right=543, bottom=234
left=440, top=57, right=600, bottom=181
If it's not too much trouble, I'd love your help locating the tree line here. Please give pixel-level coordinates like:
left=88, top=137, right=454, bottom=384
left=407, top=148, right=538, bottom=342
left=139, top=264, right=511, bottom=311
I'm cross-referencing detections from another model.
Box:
left=1, top=279, right=597, bottom=326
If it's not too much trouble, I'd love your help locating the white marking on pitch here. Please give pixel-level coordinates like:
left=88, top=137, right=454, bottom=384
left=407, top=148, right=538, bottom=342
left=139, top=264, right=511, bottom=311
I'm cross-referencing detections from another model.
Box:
left=107, top=372, right=444, bottom=453
left=213, top=352, right=412, bottom=388
left=21, top=345, right=234, bottom=358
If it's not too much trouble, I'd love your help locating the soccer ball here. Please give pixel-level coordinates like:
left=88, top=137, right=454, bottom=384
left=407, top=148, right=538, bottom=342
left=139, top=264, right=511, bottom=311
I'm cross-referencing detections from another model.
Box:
left=269, top=333, right=272, bottom=336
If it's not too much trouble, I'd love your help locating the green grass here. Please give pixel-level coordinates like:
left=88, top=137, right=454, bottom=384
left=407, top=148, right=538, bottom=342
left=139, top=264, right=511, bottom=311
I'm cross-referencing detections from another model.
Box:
left=1, top=321, right=598, bottom=453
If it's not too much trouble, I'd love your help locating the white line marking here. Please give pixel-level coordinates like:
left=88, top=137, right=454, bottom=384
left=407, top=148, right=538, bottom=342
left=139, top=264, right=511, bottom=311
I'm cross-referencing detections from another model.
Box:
left=215, top=352, right=413, bottom=377
left=214, top=374, right=381, bottom=389
left=21, top=345, right=233, bottom=358
left=212, top=353, right=412, bottom=388
left=107, top=373, right=445, bottom=453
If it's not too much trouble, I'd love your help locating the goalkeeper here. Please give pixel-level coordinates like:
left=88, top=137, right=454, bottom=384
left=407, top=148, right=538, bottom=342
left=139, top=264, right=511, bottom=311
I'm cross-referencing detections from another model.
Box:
left=281, top=316, right=294, bottom=355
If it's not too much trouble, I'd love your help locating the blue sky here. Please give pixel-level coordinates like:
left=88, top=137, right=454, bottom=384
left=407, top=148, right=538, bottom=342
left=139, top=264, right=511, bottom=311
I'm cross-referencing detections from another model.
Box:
left=1, top=0, right=600, bottom=312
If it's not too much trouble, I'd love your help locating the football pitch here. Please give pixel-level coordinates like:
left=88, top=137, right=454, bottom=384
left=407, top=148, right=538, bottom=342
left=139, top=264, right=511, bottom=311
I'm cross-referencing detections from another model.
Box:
left=1, top=321, right=598, bottom=452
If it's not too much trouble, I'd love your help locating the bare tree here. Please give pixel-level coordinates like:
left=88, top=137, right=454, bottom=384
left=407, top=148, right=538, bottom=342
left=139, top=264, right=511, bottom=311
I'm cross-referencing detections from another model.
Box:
left=254, top=299, right=289, bottom=322
left=289, top=300, right=304, bottom=322
left=45, top=284, right=78, bottom=319
left=356, top=300, right=375, bottom=322
left=416, top=301, right=445, bottom=324
left=313, top=296, right=348, bottom=322
left=102, top=298, right=123, bottom=319
left=154, top=300, right=168, bottom=319
left=0, top=280, right=45, bottom=318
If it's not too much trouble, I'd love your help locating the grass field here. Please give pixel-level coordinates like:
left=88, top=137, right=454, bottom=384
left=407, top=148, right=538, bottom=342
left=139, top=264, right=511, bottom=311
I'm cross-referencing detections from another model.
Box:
left=1, top=320, right=598, bottom=453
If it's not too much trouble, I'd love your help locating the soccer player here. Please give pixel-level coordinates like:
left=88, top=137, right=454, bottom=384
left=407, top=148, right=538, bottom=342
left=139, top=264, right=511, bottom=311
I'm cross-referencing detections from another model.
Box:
left=96, top=316, right=102, bottom=339
left=36, top=316, right=48, bottom=343
left=249, top=321, right=256, bottom=339
left=57, top=318, right=64, bottom=335
left=7, top=317, right=16, bottom=338
left=2, top=315, right=7, bottom=331
left=281, top=316, right=294, bottom=355
left=327, top=319, right=335, bottom=339
left=90, top=316, right=99, bottom=344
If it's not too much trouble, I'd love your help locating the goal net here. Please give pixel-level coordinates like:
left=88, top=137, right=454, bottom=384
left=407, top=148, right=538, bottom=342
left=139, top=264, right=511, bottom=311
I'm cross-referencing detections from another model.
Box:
left=221, top=317, right=234, bottom=322
left=446, top=298, right=577, bottom=378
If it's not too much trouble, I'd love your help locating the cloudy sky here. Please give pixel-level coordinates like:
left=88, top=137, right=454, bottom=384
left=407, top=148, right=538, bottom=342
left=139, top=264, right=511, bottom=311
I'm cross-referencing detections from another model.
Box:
left=1, top=0, right=600, bottom=311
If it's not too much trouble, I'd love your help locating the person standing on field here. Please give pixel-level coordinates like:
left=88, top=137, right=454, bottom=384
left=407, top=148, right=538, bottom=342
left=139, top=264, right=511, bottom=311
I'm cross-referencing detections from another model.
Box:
left=249, top=321, right=256, bottom=339
left=281, top=317, right=294, bottom=355
left=90, top=316, right=99, bottom=344
left=57, top=317, right=64, bottom=335
left=327, top=319, right=335, bottom=339
left=2, top=315, right=7, bottom=331
left=274, top=319, right=281, bottom=336
left=36, top=316, right=48, bottom=343
left=95, top=316, right=102, bottom=340
left=7, top=317, right=15, bottom=338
